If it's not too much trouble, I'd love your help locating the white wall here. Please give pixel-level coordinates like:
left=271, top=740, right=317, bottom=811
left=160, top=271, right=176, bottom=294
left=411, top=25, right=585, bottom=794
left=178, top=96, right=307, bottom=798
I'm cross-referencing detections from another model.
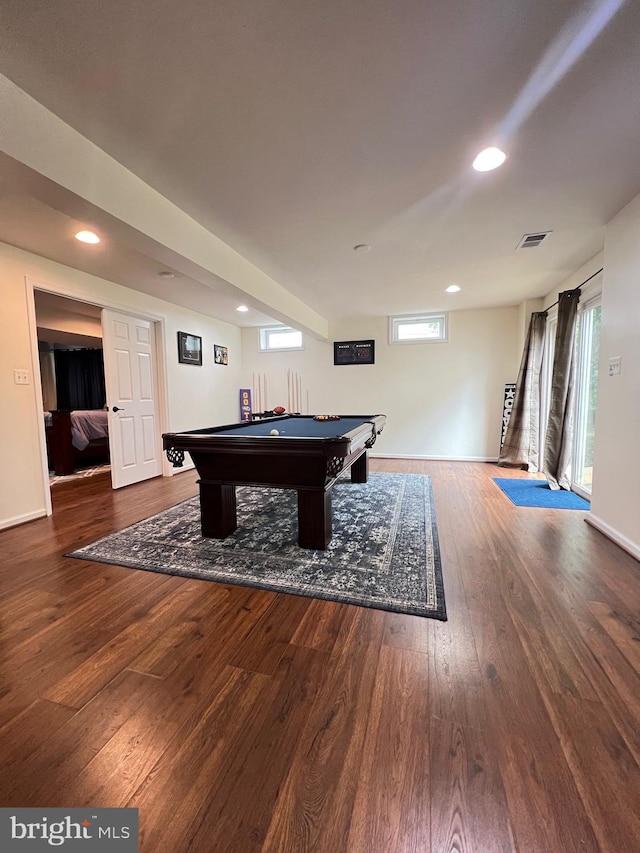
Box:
left=0, top=242, right=242, bottom=530
left=542, top=252, right=604, bottom=310
left=516, top=298, right=544, bottom=354
left=588, top=197, right=640, bottom=557
left=242, top=308, right=520, bottom=460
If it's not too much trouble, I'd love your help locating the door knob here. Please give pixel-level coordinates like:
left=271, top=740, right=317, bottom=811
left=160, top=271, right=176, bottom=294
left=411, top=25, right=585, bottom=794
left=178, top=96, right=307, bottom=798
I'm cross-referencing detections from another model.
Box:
left=112, top=406, right=125, bottom=412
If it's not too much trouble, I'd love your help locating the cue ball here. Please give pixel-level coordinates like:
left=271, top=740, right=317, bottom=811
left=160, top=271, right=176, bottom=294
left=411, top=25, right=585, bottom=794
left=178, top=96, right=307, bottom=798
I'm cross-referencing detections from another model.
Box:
left=269, top=429, right=279, bottom=435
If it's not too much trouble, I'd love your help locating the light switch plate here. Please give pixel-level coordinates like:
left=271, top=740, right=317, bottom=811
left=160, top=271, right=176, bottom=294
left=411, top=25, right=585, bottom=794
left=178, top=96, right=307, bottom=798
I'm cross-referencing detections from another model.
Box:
left=608, top=357, right=621, bottom=376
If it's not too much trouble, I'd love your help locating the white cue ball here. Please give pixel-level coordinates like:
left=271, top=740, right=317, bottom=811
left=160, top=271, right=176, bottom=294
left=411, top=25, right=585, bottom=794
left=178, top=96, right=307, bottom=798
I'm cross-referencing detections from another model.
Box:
left=269, top=429, right=279, bottom=436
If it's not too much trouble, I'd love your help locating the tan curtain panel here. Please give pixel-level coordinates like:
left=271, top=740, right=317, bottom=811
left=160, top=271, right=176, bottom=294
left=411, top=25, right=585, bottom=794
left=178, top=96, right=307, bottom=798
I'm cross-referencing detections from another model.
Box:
left=498, top=311, right=547, bottom=472
left=543, top=290, right=580, bottom=490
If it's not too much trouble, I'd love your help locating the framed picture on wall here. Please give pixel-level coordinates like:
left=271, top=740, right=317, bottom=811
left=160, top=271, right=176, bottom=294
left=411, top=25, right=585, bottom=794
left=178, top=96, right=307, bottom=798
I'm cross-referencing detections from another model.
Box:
left=214, top=344, right=228, bottom=365
left=333, top=339, right=375, bottom=365
left=177, top=331, right=202, bottom=365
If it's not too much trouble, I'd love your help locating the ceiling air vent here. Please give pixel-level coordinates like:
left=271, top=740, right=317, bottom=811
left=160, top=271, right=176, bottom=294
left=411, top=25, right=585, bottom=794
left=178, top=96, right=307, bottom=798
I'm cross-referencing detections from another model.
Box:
left=517, top=231, right=552, bottom=249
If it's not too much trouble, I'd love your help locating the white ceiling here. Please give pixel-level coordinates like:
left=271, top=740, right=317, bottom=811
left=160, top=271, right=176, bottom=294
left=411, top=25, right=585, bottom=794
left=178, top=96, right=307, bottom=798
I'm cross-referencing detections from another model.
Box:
left=1, top=0, right=639, bottom=329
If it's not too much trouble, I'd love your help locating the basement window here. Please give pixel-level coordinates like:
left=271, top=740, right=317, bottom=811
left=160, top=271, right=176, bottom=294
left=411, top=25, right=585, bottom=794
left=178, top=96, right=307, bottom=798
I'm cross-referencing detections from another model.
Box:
left=259, top=325, right=303, bottom=351
left=389, top=313, right=448, bottom=344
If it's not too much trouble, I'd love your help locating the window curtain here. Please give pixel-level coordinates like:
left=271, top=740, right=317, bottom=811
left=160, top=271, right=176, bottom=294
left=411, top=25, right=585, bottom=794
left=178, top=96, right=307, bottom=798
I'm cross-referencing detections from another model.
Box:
left=498, top=311, right=547, bottom=471
left=54, top=348, right=106, bottom=410
left=543, top=290, right=580, bottom=490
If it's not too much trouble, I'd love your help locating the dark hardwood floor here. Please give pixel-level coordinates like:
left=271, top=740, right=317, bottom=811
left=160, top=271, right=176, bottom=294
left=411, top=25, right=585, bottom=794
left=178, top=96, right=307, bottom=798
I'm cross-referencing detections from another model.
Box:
left=0, top=459, right=638, bottom=852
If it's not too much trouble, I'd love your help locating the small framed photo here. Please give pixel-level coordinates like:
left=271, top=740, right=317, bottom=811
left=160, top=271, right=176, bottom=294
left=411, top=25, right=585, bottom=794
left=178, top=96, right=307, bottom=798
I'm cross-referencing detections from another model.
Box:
left=177, top=331, right=202, bottom=365
left=214, top=344, right=228, bottom=365
left=333, top=339, right=375, bottom=365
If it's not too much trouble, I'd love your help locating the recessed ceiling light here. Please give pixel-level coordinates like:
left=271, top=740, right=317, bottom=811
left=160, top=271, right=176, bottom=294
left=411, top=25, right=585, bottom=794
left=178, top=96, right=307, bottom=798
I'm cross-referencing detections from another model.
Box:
left=353, top=244, right=371, bottom=253
left=472, top=147, right=507, bottom=172
left=158, top=271, right=175, bottom=278
left=236, top=305, right=249, bottom=312
left=75, top=230, right=100, bottom=244
left=445, top=285, right=461, bottom=293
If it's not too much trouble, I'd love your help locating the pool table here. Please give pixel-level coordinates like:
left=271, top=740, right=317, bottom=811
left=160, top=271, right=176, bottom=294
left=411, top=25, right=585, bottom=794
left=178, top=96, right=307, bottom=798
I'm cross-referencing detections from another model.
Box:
left=162, top=413, right=386, bottom=549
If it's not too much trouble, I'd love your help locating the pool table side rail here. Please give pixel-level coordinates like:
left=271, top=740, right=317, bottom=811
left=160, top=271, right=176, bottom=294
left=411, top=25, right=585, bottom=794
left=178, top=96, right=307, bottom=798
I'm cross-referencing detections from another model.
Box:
left=162, top=414, right=385, bottom=462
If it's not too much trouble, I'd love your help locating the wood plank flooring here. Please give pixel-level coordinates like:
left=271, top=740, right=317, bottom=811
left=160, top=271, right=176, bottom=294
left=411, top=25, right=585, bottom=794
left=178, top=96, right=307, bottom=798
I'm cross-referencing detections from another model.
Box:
left=0, top=459, right=638, bottom=852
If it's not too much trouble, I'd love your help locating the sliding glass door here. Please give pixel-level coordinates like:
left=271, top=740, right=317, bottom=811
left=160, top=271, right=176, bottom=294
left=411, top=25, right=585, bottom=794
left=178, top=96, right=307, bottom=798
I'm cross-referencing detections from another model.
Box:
left=540, top=313, right=557, bottom=463
left=572, top=298, right=601, bottom=497
left=540, top=285, right=602, bottom=496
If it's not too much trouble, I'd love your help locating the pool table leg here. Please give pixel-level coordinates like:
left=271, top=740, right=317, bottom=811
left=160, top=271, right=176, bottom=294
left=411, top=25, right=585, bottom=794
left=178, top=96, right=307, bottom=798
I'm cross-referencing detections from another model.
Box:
left=297, top=488, right=332, bottom=549
left=199, top=482, right=238, bottom=538
left=350, top=450, right=369, bottom=483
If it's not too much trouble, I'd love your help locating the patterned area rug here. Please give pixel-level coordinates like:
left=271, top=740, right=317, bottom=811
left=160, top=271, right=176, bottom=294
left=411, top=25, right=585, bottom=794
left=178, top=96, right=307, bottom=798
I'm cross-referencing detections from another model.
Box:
left=68, top=472, right=446, bottom=620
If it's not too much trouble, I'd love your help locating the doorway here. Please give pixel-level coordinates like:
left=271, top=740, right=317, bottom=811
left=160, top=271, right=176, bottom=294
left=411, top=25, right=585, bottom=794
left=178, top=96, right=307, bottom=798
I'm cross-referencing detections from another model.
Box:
left=34, top=291, right=111, bottom=482
left=28, top=281, right=167, bottom=514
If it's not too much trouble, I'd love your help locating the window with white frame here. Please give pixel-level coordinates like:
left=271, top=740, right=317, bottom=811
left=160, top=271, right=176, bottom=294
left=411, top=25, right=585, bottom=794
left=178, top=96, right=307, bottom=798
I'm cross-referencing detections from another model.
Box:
left=259, top=325, right=303, bottom=351
left=389, top=312, right=448, bottom=344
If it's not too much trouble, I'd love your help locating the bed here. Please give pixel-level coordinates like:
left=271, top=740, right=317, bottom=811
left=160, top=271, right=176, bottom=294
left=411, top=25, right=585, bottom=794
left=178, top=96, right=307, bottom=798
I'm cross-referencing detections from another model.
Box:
left=44, top=409, right=110, bottom=476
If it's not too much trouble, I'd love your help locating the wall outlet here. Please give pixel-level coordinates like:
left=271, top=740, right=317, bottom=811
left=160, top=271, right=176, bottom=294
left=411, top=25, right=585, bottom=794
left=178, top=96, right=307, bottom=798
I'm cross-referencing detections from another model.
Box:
left=608, top=357, right=622, bottom=376
left=13, top=369, right=30, bottom=385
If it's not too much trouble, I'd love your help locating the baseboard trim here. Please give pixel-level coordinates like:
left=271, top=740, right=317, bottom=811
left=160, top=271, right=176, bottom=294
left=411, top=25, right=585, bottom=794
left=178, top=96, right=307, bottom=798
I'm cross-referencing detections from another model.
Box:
left=372, top=453, right=499, bottom=463
left=0, top=508, right=48, bottom=531
left=585, top=514, right=640, bottom=562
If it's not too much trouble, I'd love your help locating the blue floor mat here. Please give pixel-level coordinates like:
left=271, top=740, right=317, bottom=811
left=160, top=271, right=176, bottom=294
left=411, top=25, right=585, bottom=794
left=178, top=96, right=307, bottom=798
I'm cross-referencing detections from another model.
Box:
left=493, top=478, right=590, bottom=510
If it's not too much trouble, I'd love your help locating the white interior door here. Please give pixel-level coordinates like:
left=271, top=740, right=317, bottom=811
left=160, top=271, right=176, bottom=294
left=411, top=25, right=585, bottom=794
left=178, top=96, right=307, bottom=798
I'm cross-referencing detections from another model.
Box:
left=102, top=309, right=162, bottom=488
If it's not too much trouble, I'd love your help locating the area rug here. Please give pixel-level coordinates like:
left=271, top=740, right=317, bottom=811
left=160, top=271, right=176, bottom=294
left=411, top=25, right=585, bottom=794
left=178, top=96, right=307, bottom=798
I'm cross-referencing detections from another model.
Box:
left=493, top=477, right=590, bottom=510
left=67, top=472, right=447, bottom=620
